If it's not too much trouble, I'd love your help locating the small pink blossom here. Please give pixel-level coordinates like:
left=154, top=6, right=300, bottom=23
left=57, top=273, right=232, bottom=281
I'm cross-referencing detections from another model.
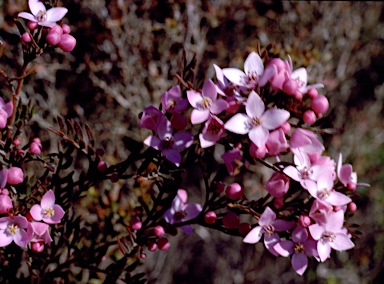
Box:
left=0, top=195, right=13, bottom=214
left=30, top=190, right=65, bottom=224
left=30, top=138, right=42, bottom=155
left=199, top=115, right=224, bottom=148
left=58, top=34, right=76, bottom=52
left=225, top=91, right=290, bottom=148
left=187, top=79, right=229, bottom=124
left=0, top=98, right=13, bottom=129
left=265, top=128, right=289, bottom=156
left=18, top=0, right=68, bottom=28
left=27, top=221, right=52, bottom=244
left=7, top=167, right=24, bottom=185
left=0, top=216, right=31, bottom=248
left=265, top=172, right=290, bottom=198
left=221, top=148, right=243, bottom=176
left=139, top=106, right=165, bottom=131
left=161, top=85, right=188, bottom=114
left=289, top=128, right=324, bottom=155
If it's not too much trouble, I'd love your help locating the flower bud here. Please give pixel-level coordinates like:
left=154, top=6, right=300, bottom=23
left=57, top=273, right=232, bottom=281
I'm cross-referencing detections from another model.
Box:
left=58, top=34, right=76, bottom=52
left=265, top=172, right=290, bottom=198
left=21, top=32, right=32, bottom=43
left=129, top=217, right=142, bottom=230
left=147, top=242, right=157, bottom=252
left=95, top=147, right=105, bottom=156
left=97, top=161, right=108, bottom=172
left=311, top=95, right=329, bottom=115
left=214, top=181, right=225, bottom=193
left=204, top=211, right=217, bottom=224
left=273, top=198, right=284, bottom=209
left=27, top=21, right=39, bottom=30
left=222, top=211, right=240, bottom=229
left=238, top=222, right=251, bottom=235
left=46, top=25, right=63, bottom=46
left=30, top=138, right=42, bottom=155
left=348, top=202, right=357, bottom=213
left=298, top=214, right=311, bottom=227
left=61, top=24, right=71, bottom=34
left=225, top=183, right=244, bottom=201
left=0, top=195, right=12, bottom=214
left=249, top=143, right=266, bottom=159
left=279, top=121, right=291, bottom=134
left=170, top=113, right=187, bottom=130
left=31, top=241, right=45, bottom=253
left=303, top=110, right=316, bottom=125
left=153, top=225, right=165, bottom=237
left=7, top=167, right=24, bottom=185
left=140, top=253, right=147, bottom=259
left=307, top=88, right=318, bottom=99
left=157, top=238, right=170, bottom=251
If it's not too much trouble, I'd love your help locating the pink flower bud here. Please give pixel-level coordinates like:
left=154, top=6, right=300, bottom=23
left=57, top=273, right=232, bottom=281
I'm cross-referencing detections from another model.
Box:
left=58, top=34, right=76, bottom=52
left=225, top=183, right=244, bottom=201
left=157, top=238, right=170, bottom=251
left=279, top=121, right=291, bottom=134
left=249, top=143, right=266, bottom=159
left=110, top=173, right=119, bottom=183
left=97, top=161, right=108, bottom=172
left=307, top=88, right=318, bottom=99
left=222, top=211, right=240, bottom=229
left=348, top=202, right=357, bottom=213
left=273, top=198, right=284, bottom=209
left=95, top=148, right=105, bottom=156
left=46, top=25, right=63, bottom=46
left=170, top=113, right=187, bottom=130
left=282, top=78, right=299, bottom=97
left=147, top=242, right=157, bottom=252
left=298, top=214, right=311, bottom=227
left=311, top=95, right=329, bottom=115
left=0, top=195, right=13, bottom=214
left=30, top=141, right=42, bottom=155
left=31, top=241, right=45, bottom=253
left=204, top=211, right=217, bottom=224
left=13, top=139, right=21, bottom=146
left=27, top=21, right=39, bottom=30
left=7, top=167, right=24, bottom=185
left=347, top=182, right=356, bottom=192
left=303, top=110, right=317, bottom=125
left=61, top=24, right=71, bottom=34
left=130, top=217, right=142, bottom=231
left=265, top=172, right=290, bottom=198
left=238, top=222, right=251, bottom=235
left=140, top=253, right=147, bottom=259
left=215, top=181, right=225, bottom=193
left=1, top=189, right=9, bottom=195
left=21, top=32, right=32, bottom=43
left=153, top=225, right=165, bottom=237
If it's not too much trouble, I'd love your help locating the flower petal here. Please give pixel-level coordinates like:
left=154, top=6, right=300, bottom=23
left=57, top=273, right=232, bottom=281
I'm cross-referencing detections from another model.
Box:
left=244, top=52, right=264, bottom=77
left=0, top=230, right=13, bottom=247
left=274, top=240, right=294, bottom=257
left=191, top=109, right=210, bottom=124
left=202, top=79, right=218, bottom=101
left=30, top=204, right=43, bottom=221
left=248, top=126, right=269, bottom=149
left=17, top=12, right=37, bottom=21
left=29, top=0, right=47, bottom=16
left=46, top=7, right=68, bottom=22
left=209, top=99, right=229, bottom=114
left=259, top=207, right=276, bottom=226
left=292, top=253, right=308, bottom=275
left=246, top=91, right=265, bottom=118
left=222, top=68, right=247, bottom=87
left=224, top=113, right=251, bottom=135
left=41, top=190, right=56, bottom=208
left=243, top=226, right=262, bottom=244
left=262, top=108, right=290, bottom=130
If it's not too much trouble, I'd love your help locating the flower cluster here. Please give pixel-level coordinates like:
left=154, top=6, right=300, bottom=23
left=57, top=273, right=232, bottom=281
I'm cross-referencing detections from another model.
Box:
left=136, top=51, right=368, bottom=275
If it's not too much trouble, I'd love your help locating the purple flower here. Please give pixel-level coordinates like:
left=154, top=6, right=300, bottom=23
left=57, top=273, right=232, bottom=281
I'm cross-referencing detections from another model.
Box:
left=30, top=190, right=65, bottom=224
left=18, top=0, right=68, bottom=28
left=144, top=116, right=193, bottom=166
left=187, top=79, right=229, bottom=124
left=222, top=52, right=264, bottom=89
left=199, top=115, right=225, bottom=148
left=0, top=216, right=31, bottom=248
left=163, top=189, right=202, bottom=234
left=309, top=210, right=354, bottom=262
left=243, top=207, right=295, bottom=256
left=139, top=106, right=165, bottom=131
left=224, top=91, right=290, bottom=148
left=221, top=148, right=243, bottom=176
left=161, top=85, right=188, bottom=114
left=274, top=225, right=318, bottom=275
left=0, top=98, right=13, bottom=129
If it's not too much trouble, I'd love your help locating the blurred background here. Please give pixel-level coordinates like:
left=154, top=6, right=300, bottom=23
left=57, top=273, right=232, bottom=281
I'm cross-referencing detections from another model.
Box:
left=1, top=1, right=383, bottom=283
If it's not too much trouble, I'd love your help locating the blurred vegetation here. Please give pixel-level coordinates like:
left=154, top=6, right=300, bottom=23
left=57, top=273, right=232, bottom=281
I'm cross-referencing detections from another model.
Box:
left=1, top=1, right=384, bottom=283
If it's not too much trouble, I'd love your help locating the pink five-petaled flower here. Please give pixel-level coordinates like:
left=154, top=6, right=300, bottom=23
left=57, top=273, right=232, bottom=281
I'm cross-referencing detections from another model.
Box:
left=225, top=91, right=290, bottom=149
left=27, top=221, right=53, bottom=244
left=305, top=170, right=352, bottom=206
left=199, top=115, right=225, bottom=148
left=30, top=190, right=65, bottom=224
left=139, top=106, right=165, bottom=131
left=18, top=0, right=68, bottom=28
left=0, top=97, right=13, bottom=129
left=163, top=189, right=202, bottom=235
left=222, top=51, right=264, bottom=89
left=161, top=85, right=188, bottom=114
left=274, top=225, right=319, bottom=275
left=187, top=79, right=229, bottom=124
left=337, top=153, right=369, bottom=190
left=144, top=115, right=193, bottom=166
left=308, top=210, right=354, bottom=262
left=0, top=216, right=31, bottom=248
left=243, top=206, right=295, bottom=256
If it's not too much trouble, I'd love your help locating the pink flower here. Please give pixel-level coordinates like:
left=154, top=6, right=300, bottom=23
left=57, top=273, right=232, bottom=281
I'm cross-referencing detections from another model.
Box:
left=139, top=106, right=165, bottom=131
left=7, top=167, right=24, bottom=185
left=0, top=98, right=13, bottom=129
left=163, top=189, right=202, bottom=234
left=309, top=210, right=354, bottom=262
left=213, top=64, right=241, bottom=97
left=222, top=52, right=264, bottom=89
left=309, top=199, right=333, bottom=225
left=265, top=172, right=290, bottom=198
left=199, top=115, right=224, bottom=148
left=0, top=195, right=13, bottom=214
left=187, top=79, right=229, bottom=124
left=143, top=116, right=194, bottom=166
left=161, top=85, right=188, bottom=114
left=274, top=225, right=318, bottom=275
left=27, top=222, right=52, bottom=244
left=265, top=128, right=289, bottom=156
left=243, top=207, right=295, bottom=256
left=225, top=91, right=290, bottom=148
left=0, top=216, right=31, bottom=248
left=18, top=0, right=68, bottom=28
left=289, top=128, right=324, bottom=155
left=30, top=190, right=65, bottom=224
left=337, top=153, right=369, bottom=190
left=221, top=148, right=243, bottom=176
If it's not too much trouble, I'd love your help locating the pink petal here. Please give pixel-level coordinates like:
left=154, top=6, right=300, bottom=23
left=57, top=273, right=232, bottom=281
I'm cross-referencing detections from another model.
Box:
left=0, top=230, right=13, bottom=247
left=17, top=12, right=37, bottom=21
left=324, top=210, right=344, bottom=232
left=184, top=203, right=202, bottom=221
left=246, top=91, right=265, bottom=118
left=30, top=204, right=43, bottom=221
left=339, top=164, right=353, bottom=186
left=31, top=222, right=49, bottom=236
left=259, top=207, right=276, bottom=226
left=187, top=90, right=203, bottom=108
left=308, top=223, right=324, bottom=241
left=243, top=226, right=262, bottom=244
left=291, top=68, right=308, bottom=92
left=199, top=134, right=216, bottom=148
left=292, top=225, right=309, bottom=244
left=14, top=216, right=28, bottom=229
left=202, top=79, right=218, bottom=101
left=244, top=52, right=264, bottom=77
left=3, top=102, right=13, bottom=117
left=14, top=229, right=30, bottom=248
left=191, top=109, right=210, bottom=124
left=41, top=190, right=56, bottom=208
left=157, top=116, right=173, bottom=140
left=162, top=149, right=181, bottom=166
left=248, top=126, right=269, bottom=149
left=259, top=65, right=276, bottom=87
left=330, top=234, right=355, bottom=251
left=222, top=68, right=247, bottom=87
left=224, top=113, right=251, bottom=135
left=172, top=131, right=194, bottom=151
left=29, top=0, right=46, bottom=16
left=292, top=253, right=308, bottom=275
left=274, top=240, right=294, bottom=257
left=46, top=7, right=68, bottom=22
left=144, top=135, right=162, bottom=150
left=264, top=233, right=280, bottom=256
left=180, top=224, right=193, bottom=235
left=283, top=166, right=302, bottom=182
left=273, top=219, right=295, bottom=232
left=50, top=204, right=65, bottom=223
left=262, top=108, right=290, bottom=130
left=177, top=189, right=188, bottom=204
left=326, top=191, right=352, bottom=206
left=209, top=99, right=229, bottom=114
left=317, top=241, right=331, bottom=262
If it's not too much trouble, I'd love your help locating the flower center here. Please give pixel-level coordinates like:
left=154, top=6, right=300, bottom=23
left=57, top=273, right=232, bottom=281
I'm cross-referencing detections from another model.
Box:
left=300, top=166, right=313, bottom=180
left=7, top=224, right=19, bottom=235
left=262, top=224, right=275, bottom=236
left=294, top=243, right=305, bottom=253
left=293, top=77, right=305, bottom=89
left=321, top=231, right=335, bottom=243
left=43, top=207, right=55, bottom=218
left=252, top=116, right=261, bottom=126
left=201, top=97, right=212, bottom=109
left=245, top=71, right=258, bottom=86
left=162, top=137, right=174, bottom=149
left=36, top=10, right=47, bottom=22
left=167, top=99, right=177, bottom=110
left=174, top=210, right=187, bottom=221
left=207, top=120, right=222, bottom=134
left=318, top=188, right=331, bottom=199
